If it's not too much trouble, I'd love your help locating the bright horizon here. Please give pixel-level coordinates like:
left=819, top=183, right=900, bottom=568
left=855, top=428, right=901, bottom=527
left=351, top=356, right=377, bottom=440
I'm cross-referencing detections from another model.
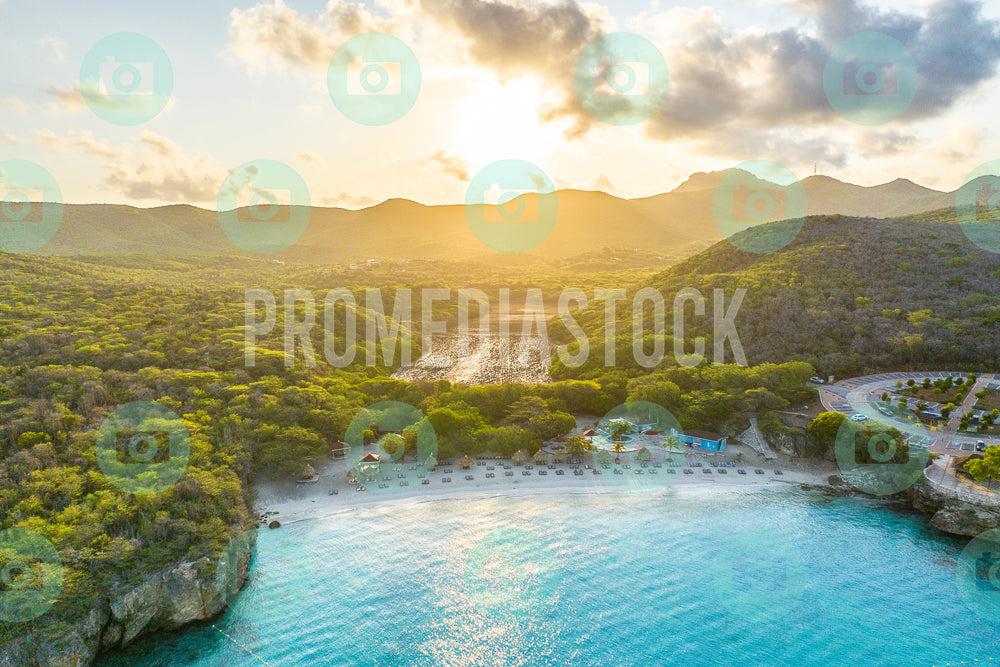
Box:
left=1, top=0, right=999, bottom=209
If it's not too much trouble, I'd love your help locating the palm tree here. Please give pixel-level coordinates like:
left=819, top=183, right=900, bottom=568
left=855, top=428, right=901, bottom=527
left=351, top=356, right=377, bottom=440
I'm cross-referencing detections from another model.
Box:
left=612, top=441, right=625, bottom=463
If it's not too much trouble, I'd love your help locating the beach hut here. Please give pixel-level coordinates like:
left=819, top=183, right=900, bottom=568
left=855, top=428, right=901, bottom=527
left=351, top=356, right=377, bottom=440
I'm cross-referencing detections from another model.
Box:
left=533, top=450, right=548, bottom=465
left=351, top=453, right=381, bottom=483
left=458, top=454, right=475, bottom=469
left=636, top=447, right=651, bottom=462
left=582, top=429, right=596, bottom=438
left=300, top=464, right=317, bottom=480
left=329, top=441, right=346, bottom=459
left=513, top=449, right=528, bottom=466
left=553, top=449, right=567, bottom=464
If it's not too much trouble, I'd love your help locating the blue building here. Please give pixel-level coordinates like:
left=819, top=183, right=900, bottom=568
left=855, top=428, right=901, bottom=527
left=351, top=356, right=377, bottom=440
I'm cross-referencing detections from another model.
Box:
left=672, top=428, right=727, bottom=451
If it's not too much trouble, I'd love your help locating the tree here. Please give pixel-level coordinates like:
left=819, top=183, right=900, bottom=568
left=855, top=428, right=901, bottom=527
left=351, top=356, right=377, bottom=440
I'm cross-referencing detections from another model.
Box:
left=881, top=392, right=890, bottom=403
left=608, top=420, right=631, bottom=443
left=565, top=435, right=589, bottom=458
left=966, top=446, right=1000, bottom=490
left=611, top=441, right=625, bottom=463
left=942, top=403, right=955, bottom=419
left=806, top=412, right=846, bottom=456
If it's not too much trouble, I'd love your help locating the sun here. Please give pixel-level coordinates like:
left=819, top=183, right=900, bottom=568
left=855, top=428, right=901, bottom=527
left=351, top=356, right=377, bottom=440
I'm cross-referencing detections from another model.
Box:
left=454, top=77, right=558, bottom=171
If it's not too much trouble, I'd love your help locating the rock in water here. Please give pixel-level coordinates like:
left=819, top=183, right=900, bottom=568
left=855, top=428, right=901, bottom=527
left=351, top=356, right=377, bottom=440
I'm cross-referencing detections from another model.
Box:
left=268, top=520, right=281, bottom=529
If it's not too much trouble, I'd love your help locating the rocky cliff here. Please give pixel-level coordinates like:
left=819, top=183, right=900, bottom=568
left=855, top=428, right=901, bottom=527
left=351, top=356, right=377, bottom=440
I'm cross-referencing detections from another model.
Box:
left=1, top=544, right=253, bottom=667
left=907, top=476, right=1000, bottom=537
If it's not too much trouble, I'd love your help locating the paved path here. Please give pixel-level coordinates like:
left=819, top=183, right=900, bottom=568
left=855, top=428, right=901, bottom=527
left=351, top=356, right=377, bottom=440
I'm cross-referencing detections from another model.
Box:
left=740, top=415, right=778, bottom=461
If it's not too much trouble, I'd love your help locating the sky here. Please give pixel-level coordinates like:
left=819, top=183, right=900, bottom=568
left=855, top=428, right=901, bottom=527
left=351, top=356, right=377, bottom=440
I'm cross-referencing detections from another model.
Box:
left=1, top=0, right=999, bottom=208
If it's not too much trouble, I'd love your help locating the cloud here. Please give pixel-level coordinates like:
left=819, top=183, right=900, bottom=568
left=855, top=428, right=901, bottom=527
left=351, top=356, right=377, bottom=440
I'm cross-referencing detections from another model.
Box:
left=385, top=149, right=471, bottom=183
left=2, top=97, right=29, bottom=114
left=296, top=152, right=327, bottom=167
left=31, top=129, right=127, bottom=160
left=320, top=192, right=379, bottom=209
left=36, top=34, right=68, bottom=64
left=423, top=149, right=468, bottom=181
left=103, top=132, right=225, bottom=203
left=589, top=173, right=617, bottom=194
left=406, top=0, right=999, bottom=147
left=45, top=85, right=87, bottom=114
left=3, top=133, right=16, bottom=145
left=227, top=0, right=398, bottom=72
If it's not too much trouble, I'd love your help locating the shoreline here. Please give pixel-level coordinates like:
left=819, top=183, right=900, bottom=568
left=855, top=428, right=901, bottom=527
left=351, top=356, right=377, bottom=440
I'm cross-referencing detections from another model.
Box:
left=254, top=452, right=839, bottom=526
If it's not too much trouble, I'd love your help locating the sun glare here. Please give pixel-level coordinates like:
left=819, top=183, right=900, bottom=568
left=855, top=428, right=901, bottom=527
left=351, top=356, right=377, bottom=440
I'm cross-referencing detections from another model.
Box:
left=455, top=77, right=557, bottom=171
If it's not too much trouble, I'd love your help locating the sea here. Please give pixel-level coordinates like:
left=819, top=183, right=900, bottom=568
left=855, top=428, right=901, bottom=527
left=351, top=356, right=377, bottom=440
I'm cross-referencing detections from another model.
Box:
left=96, top=486, right=1000, bottom=666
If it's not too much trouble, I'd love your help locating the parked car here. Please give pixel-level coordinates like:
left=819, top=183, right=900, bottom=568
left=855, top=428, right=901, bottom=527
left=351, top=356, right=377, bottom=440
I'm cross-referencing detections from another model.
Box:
left=850, top=414, right=868, bottom=422
left=977, top=441, right=988, bottom=452
left=810, top=376, right=825, bottom=384
left=877, top=406, right=894, bottom=417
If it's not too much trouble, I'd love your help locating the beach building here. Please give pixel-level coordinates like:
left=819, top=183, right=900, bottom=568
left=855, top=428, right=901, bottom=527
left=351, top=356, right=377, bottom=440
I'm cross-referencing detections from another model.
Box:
left=351, top=452, right=382, bottom=482
left=672, top=428, right=728, bottom=451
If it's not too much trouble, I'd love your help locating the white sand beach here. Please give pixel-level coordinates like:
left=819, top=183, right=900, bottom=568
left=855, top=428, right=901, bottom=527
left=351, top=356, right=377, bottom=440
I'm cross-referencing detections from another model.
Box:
left=255, top=445, right=840, bottom=525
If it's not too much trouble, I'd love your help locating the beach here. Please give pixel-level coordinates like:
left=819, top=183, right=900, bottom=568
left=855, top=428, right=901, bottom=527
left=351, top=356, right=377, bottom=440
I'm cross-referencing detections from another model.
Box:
left=254, top=445, right=840, bottom=525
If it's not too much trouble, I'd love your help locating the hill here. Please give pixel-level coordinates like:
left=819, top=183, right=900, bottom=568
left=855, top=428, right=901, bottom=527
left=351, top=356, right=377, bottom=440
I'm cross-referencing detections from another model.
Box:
left=553, top=211, right=1000, bottom=380
left=35, top=173, right=959, bottom=266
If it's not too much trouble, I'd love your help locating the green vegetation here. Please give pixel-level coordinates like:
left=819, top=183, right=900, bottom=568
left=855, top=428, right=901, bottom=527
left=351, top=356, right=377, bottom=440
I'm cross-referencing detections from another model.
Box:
left=965, top=446, right=1000, bottom=490
left=555, top=215, right=1000, bottom=379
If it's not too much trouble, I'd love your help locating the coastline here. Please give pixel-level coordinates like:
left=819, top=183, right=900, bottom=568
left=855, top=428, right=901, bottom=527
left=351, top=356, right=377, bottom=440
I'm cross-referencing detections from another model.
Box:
left=254, top=452, right=839, bottom=525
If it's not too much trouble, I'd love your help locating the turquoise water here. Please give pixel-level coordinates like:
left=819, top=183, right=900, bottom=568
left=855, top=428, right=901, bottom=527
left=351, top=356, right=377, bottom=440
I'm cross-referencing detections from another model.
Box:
left=97, top=488, right=1000, bottom=667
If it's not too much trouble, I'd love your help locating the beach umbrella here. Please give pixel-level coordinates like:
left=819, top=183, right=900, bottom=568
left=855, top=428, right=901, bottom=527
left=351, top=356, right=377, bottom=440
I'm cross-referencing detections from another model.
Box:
left=300, top=464, right=317, bottom=480
left=459, top=454, right=475, bottom=469
left=513, top=449, right=528, bottom=466
left=533, top=450, right=548, bottom=465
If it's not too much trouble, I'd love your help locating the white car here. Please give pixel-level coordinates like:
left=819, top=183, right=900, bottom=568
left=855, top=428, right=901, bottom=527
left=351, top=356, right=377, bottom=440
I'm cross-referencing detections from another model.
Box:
left=810, top=376, right=825, bottom=384
left=850, top=414, right=868, bottom=422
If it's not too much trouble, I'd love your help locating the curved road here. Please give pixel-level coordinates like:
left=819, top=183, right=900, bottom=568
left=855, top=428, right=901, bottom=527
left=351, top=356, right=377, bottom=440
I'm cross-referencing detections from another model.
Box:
left=817, top=371, right=1000, bottom=455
